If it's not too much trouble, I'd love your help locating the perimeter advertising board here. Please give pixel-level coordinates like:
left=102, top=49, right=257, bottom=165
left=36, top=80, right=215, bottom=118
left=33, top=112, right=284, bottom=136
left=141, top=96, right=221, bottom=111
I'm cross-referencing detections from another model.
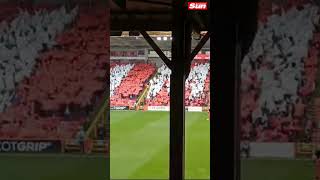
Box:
left=0, top=140, right=62, bottom=153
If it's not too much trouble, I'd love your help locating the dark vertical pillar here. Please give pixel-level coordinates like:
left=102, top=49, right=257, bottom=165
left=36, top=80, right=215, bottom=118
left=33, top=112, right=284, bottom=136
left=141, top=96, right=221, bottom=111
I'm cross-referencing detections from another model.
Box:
left=169, top=1, right=191, bottom=180
left=184, top=21, right=192, bottom=78
left=211, top=0, right=257, bottom=179
left=211, top=1, right=237, bottom=180
left=234, top=27, right=242, bottom=180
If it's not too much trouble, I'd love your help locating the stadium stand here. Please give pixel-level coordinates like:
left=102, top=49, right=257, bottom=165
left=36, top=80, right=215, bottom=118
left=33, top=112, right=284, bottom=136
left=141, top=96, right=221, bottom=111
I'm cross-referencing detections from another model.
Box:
left=0, top=6, right=108, bottom=140
left=108, top=1, right=320, bottom=144
left=145, top=65, right=171, bottom=106
left=240, top=2, right=320, bottom=142
left=144, top=60, right=210, bottom=106
left=110, top=63, right=134, bottom=96
left=5, top=0, right=316, bottom=145
left=0, top=6, right=77, bottom=112
left=185, top=61, right=210, bottom=106
left=111, top=62, right=156, bottom=108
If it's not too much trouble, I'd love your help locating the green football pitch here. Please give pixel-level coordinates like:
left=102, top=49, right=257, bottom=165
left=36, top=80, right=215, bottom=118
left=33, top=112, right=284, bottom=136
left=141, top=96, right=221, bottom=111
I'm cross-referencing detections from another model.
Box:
left=110, top=111, right=210, bottom=179
left=0, top=153, right=108, bottom=180
left=0, top=111, right=314, bottom=180
left=110, top=111, right=314, bottom=180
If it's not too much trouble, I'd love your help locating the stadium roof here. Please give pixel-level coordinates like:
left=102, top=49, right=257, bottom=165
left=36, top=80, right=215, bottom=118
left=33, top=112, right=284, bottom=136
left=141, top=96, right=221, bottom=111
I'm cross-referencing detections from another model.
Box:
left=110, top=0, right=209, bottom=31
left=111, top=32, right=210, bottom=50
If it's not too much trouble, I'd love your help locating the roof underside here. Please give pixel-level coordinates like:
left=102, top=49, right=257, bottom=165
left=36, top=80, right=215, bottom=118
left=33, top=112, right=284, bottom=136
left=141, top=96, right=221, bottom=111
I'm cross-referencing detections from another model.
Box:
left=0, top=0, right=208, bottom=31
left=111, top=0, right=209, bottom=31
left=111, top=36, right=210, bottom=50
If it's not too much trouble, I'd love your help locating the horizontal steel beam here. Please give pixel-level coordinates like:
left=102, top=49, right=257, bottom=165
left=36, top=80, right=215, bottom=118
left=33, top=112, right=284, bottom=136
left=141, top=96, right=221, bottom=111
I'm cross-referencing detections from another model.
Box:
left=190, top=32, right=210, bottom=61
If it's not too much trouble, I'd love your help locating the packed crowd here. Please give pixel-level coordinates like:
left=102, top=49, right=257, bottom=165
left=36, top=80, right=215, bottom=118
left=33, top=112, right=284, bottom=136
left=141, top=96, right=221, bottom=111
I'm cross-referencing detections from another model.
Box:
left=185, top=62, right=210, bottom=106
left=0, top=5, right=109, bottom=140
left=0, top=6, right=77, bottom=112
left=241, top=2, right=320, bottom=142
left=144, top=60, right=210, bottom=106
left=110, top=63, right=134, bottom=96
left=146, top=65, right=171, bottom=99
left=111, top=63, right=156, bottom=108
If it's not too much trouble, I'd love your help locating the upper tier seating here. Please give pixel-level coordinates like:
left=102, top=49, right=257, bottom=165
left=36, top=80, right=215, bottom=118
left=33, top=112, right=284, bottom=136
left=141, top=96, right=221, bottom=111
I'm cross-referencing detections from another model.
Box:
left=0, top=6, right=109, bottom=140
left=111, top=63, right=156, bottom=108
left=110, top=63, right=134, bottom=96
left=145, top=60, right=210, bottom=106
left=185, top=62, right=210, bottom=106
left=0, top=6, right=77, bottom=113
left=146, top=65, right=171, bottom=99
left=240, top=2, right=319, bottom=142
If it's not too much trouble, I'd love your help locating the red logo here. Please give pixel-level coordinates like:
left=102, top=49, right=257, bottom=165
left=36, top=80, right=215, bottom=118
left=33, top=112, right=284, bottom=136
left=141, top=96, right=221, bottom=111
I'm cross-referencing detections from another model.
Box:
left=188, top=2, right=208, bottom=10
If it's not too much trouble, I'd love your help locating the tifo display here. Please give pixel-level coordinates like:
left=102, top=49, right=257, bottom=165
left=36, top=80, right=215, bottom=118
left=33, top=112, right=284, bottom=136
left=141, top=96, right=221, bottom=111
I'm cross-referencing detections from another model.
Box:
left=0, top=4, right=108, bottom=153
left=110, top=59, right=210, bottom=110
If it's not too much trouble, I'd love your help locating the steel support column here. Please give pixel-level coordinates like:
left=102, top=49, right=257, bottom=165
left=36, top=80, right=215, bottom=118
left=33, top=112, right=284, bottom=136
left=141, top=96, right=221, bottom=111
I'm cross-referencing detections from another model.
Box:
left=211, top=0, right=257, bottom=179
left=169, top=1, right=191, bottom=179
left=211, top=1, right=237, bottom=180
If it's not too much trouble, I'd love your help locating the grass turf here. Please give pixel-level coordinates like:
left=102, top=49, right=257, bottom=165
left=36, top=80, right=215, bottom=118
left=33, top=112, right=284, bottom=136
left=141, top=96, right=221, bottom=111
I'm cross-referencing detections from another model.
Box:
left=111, top=111, right=314, bottom=180
left=110, top=111, right=210, bottom=179
left=241, top=158, right=314, bottom=180
left=0, top=154, right=108, bottom=180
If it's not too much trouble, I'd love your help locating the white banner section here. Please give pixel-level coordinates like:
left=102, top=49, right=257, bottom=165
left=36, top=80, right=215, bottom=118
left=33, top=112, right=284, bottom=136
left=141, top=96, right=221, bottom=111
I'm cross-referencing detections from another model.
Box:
left=186, top=106, right=203, bottom=112
left=147, top=106, right=203, bottom=112
left=147, top=106, right=170, bottom=111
